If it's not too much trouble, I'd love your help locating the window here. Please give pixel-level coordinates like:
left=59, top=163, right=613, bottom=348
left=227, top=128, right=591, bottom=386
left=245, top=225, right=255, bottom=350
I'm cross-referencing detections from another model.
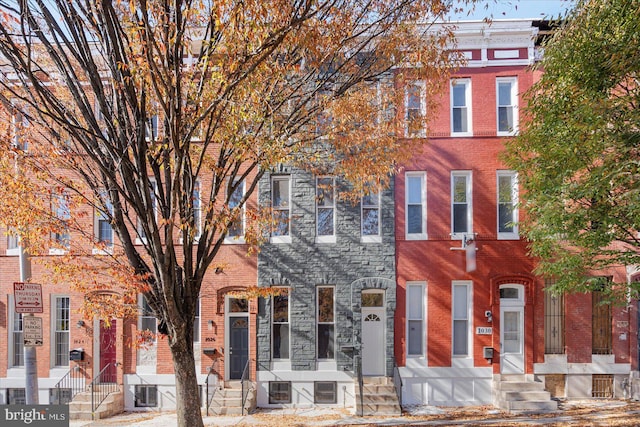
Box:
left=314, top=382, right=337, bottom=404
left=361, top=186, right=381, bottom=242
left=405, top=80, right=426, bottom=138
left=451, top=171, right=472, bottom=238
left=145, top=114, right=159, bottom=140
left=316, top=177, right=336, bottom=243
left=407, top=283, right=425, bottom=357
left=10, top=299, right=23, bottom=367
left=51, top=192, right=71, bottom=251
left=592, top=288, right=612, bottom=355
left=53, top=296, right=70, bottom=367
left=193, top=180, right=202, bottom=240
left=452, top=282, right=471, bottom=357
left=95, top=191, right=114, bottom=249
left=50, top=388, right=72, bottom=404
left=193, top=299, right=200, bottom=343
left=272, top=289, right=290, bottom=359
left=496, top=77, right=518, bottom=135
left=317, top=286, right=335, bottom=360
left=136, top=179, right=157, bottom=244
left=7, top=232, right=19, bottom=255
left=135, top=385, right=158, bottom=407
left=7, top=388, right=26, bottom=405
left=544, top=280, right=565, bottom=354
left=226, top=180, right=245, bottom=242
left=451, top=78, right=472, bottom=135
left=140, top=295, right=157, bottom=338
left=268, top=381, right=292, bottom=404
left=271, top=176, right=291, bottom=243
left=497, top=171, right=519, bottom=239
left=405, top=172, right=426, bottom=240
left=11, top=107, right=29, bottom=151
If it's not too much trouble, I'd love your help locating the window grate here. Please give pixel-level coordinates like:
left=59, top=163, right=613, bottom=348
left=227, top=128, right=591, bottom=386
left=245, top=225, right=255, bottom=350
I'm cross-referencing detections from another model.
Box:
left=592, top=291, right=612, bottom=355
left=544, top=281, right=565, bottom=354
left=592, top=374, right=613, bottom=398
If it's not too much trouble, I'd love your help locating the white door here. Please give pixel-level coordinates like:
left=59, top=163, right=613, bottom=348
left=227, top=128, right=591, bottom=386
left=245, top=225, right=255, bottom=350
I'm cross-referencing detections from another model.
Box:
left=500, top=306, right=524, bottom=374
left=361, top=290, right=385, bottom=376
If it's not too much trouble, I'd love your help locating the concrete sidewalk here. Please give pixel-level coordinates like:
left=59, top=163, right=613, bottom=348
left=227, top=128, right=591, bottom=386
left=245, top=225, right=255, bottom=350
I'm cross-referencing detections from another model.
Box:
left=71, top=400, right=640, bottom=426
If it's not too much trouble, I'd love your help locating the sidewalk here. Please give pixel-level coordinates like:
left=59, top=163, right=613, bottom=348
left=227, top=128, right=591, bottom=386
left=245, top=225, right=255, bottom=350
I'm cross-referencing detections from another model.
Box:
left=71, top=399, right=640, bottom=426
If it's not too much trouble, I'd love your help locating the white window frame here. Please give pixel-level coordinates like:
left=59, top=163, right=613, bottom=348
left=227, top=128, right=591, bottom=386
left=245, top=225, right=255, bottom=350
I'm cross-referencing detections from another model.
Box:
left=225, top=179, right=246, bottom=244
left=193, top=298, right=200, bottom=343
left=50, top=192, right=71, bottom=254
left=316, top=285, right=335, bottom=361
left=136, top=179, right=157, bottom=245
left=405, top=172, right=427, bottom=240
left=451, top=171, right=473, bottom=240
left=134, top=384, right=158, bottom=407
left=450, top=78, right=472, bottom=136
left=272, top=287, right=290, bottom=360
left=7, top=231, right=20, bottom=256
left=361, top=187, right=381, bottom=243
left=496, top=77, right=519, bottom=136
left=8, top=295, right=24, bottom=369
left=452, top=281, right=473, bottom=359
left=145, top=114, right=159, bottom=141
left=93, top=190, right=114, bottom=254
left=51, top=295, right=70, bottom=368
left=271, top=175, right=291, bottom=244
left=406, top=282, right=426, bottom=358
left=404, top=80, right=426, bottom=138
left=139, top=295, right=158, bottom=343
left=315, top=176, right=336, bottom=244
left=497, top=171, right=519, bottom=240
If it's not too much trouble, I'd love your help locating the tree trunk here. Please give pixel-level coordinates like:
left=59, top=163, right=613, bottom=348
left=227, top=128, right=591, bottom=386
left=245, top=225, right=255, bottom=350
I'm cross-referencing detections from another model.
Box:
left=171, top=337, right=204, bottom=427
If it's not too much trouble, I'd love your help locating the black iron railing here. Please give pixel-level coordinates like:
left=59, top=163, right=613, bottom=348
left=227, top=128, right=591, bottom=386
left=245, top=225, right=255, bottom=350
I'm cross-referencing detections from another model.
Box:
left=90, top=362, right=118, bottom=420
left=356, top=354, right=363, bottom=417
left=205, top=359, right=220, bottom=416
left=54, top=365, right=86, bottom=403
left=393, top=356, right=403, bottom=407
left=240, top=358, right=251, bottom=415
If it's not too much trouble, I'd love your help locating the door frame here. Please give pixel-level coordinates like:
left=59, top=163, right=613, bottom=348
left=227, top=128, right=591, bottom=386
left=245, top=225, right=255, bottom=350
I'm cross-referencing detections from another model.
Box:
left=224, top=296, right=249, bottom=381
left=499, top=284, right=525, bottom=374
left=361, top=289, right=386, bottom=376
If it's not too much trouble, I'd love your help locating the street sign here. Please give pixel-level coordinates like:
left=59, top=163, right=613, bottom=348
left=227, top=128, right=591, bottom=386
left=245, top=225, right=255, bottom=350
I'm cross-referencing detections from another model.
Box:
left=23, top=316, right=43, bottom=347
left=13, top=282, right=43, bottom=313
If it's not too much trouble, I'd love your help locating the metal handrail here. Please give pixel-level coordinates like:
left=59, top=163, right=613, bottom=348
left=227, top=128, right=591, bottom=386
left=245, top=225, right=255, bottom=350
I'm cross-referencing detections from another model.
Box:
left=240, top=358, right=251, bottom=415
left=90, top=362, right=118, bottom=420
left=393, top=356, right=403, bottom=407
left=54, top=365, right=86, bottom=403
left=205, top=358, right=220, bottom=416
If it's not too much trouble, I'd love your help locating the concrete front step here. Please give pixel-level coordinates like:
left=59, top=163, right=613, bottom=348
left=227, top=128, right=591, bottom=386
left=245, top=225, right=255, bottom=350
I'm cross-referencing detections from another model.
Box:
left=494, top=378, right=557, bottom=413
left=69, top=390, right=124, bottom=420
left=501, top=390, right=552, bottom=401
left=356, top=403, right=402, bottom=416
left=498, top=381, right=546, bottom=392
left=355, top=377, right=401, bottom=416
left=207, top=383, right=256, bottom=416
left=502, top=399, right=558, bottom=412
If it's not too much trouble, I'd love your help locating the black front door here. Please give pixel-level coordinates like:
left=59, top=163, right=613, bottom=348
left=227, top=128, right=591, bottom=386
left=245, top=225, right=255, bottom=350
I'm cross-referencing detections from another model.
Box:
left=229, top=316, right=248, bottom=379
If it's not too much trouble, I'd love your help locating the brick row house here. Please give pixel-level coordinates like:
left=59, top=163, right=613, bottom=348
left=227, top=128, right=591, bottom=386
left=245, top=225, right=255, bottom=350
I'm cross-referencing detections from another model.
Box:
left=1, top=19, right=638, bottom=413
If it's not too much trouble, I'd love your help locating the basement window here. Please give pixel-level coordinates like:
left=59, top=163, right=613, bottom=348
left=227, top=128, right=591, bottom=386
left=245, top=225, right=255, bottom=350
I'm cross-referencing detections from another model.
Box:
left=592, top=374, right=613, bottom=398
left=7, top=388, right=25, bottom=405
left=135, top=385, right=158, bottom=407
left=314, top=382, right=337, bottom=404
left=268, top=381, right=291, bottom=404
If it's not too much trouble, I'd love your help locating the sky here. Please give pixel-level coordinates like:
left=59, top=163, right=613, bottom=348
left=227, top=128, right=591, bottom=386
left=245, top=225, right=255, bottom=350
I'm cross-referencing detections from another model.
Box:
left=448, top=0, right=576, bottom=21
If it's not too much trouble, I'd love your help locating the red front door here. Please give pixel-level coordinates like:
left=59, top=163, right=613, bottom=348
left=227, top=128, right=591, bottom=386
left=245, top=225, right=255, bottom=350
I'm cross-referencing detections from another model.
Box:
left=99, top=320, right=117, bottom=382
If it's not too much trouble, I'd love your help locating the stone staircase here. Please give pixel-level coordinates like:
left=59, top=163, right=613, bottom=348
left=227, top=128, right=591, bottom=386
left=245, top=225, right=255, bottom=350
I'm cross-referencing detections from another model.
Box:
left=493, top=375, right=557, bottom=413
left=69, top=386, right=124, bottom=420
left=207, top=380, right=256, bottom=415
left=355, top=376, right=402, bottom=416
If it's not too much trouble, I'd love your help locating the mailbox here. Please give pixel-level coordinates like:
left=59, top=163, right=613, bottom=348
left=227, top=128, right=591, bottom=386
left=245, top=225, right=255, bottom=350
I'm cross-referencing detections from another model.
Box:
left=69, top=349, right=84, bottom=361
left=483, top=346, right=494, bottom=359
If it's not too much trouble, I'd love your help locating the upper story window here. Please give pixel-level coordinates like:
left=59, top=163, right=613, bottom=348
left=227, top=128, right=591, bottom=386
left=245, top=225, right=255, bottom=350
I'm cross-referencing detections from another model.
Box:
left=272, top=288, right=290, bottom=360
left=405, top=80, right=426, bottom=138
left=271, top=176, right=291, bottom=243
left=316, top=176, right=336, bottom=243
left=452, top=281, right=472, bottom=358
left=407, top=282, right=425, bottom=357
left=95, top=190, right=114, bottom=251
left=193, top=180, right=202, bottom=240
left=451, top=78, right=472, bottom=136
left=451, top=171, right=472, bottom=239
left=7, top=231, right=20, bottom=256
left=497, top=77, right=518, bottom=136
left=11, top=107, right=29, bottom=151
left=361, top=186, right=381, bottom=243
left=405, top=172, right=426, bottom=240
left=53, top=296, right=70, bottom=367
left=497, top=171, right=519, bottom=240
left=9, top=296, right=23, bottom=368
left=145, top=114, right=159, bottom=140
left=226, top=180, right=245, bottom=243
left=136, top=179, right=157, bottom=245
left=317, top=286, right=335, bottom=360
left=139, top=295, right=157, bottom=343
left=51, top=192, right=71, bottom=252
